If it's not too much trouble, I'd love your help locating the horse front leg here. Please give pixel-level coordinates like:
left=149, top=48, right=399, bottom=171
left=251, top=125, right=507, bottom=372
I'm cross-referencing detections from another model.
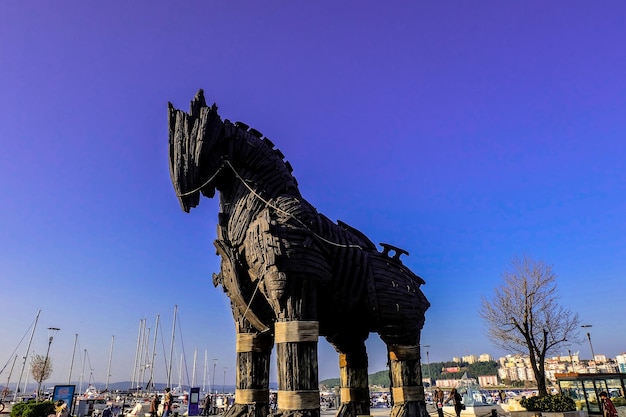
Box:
left=223, top=317, right=273, bottom=417
left=274, top=278, right=320, bottom=417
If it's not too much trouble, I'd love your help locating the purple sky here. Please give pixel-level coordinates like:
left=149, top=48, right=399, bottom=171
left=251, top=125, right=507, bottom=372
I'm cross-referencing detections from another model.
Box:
left=2, top=2, right=625, bottom=389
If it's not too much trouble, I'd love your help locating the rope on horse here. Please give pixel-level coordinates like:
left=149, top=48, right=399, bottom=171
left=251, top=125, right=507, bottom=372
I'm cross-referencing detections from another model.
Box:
left=235, top=388, right=269, bottom=404
left=176, top=164, right=225, bottom=197
left=223, top=159, right=364, bottom=250
left=340, top=387, right=369, bottom=403
left=277, top=390, right=320, bottom=410
left=274, top=321, right=319, bottom=343
left=392, top=386, right=425, bottom=403
left=239, top=273, right=267, bottom=331
left=236, top=333, right=272, bottom=352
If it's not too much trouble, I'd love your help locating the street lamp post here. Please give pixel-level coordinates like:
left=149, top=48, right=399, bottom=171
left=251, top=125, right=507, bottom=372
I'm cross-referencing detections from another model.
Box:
left=423, top=345, right=431, bottom=386
left=222, top=367, right=227, bottom=394
left=38, top=327, right=60, bottom=400
left=581, top=325, right=596, bottom=361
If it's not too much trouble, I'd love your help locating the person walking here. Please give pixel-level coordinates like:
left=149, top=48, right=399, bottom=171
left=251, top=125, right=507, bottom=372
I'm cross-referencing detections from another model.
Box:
left=445, top=388, right=464, bottom=417
left=202, top=393, right=212, bottom=416
left=599, top=392, right=617, bottom=417
left=162, top=388, right=174, bottom=417
left=150, top=394, right=160, bottom=417
left=434, top=388, right=445, bottom=405
left=498, top=390, right=506, bottom=404
left=434, top=388, right=445, bottom=417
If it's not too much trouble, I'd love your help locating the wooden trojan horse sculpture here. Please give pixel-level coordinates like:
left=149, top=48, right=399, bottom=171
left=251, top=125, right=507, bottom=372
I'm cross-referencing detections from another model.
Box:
left=168, top=90, right=430, bottom=417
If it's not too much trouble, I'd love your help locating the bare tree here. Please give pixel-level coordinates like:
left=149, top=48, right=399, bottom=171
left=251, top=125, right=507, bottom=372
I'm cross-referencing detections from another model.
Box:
left=479, top=256, right=581, bottom=396
left=31, top=354, right=53, bottom=397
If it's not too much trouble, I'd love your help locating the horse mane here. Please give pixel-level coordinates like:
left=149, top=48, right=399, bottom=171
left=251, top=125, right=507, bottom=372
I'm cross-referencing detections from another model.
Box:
left=219, top=118, right=302, bottom=199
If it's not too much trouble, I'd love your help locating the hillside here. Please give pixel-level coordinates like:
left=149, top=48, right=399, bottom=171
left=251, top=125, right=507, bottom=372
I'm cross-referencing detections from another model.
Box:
left=320, top=361, right=499, bottom=388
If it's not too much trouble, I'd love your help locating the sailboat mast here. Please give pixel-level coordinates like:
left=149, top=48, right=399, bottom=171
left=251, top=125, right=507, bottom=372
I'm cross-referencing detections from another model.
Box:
left=22, top=360, right=32, bottom=395
left=203, top=350, right=208, bottom=392
left=106, top=335, right=115, bottom=391
left=140, top=321, right=150, bottom=390
left=148, top=314, right=160, bottom=392
left=167, top=305, right=177, bottom=389
left=68, top=334, right=78, bottom=384
left=139, top=326, right=150, bottom=391
left=131, top=319, right=144, bottom=390
left=13, top=309, right=40, bottom=402
left=178, top=354, right=183, bottom=392
left=80, top=349, right=87, bottom=394
left=4, top=355, right=18, bottom=400
left=191, top=348, right=197, bottom=388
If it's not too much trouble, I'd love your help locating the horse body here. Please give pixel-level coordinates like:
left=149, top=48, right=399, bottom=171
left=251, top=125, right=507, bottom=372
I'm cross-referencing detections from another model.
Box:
left=169, top=90, right=430, bottom=417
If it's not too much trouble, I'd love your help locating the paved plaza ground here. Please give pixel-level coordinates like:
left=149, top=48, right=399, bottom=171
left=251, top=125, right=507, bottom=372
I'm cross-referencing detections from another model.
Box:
left=321, top=404, right=445, bottom=417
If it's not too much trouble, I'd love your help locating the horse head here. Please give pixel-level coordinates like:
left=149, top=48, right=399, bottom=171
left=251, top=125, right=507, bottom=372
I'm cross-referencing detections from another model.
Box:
left=168, top=89, right=224, bottom=212
left=169, top=89, right=301, bottom=213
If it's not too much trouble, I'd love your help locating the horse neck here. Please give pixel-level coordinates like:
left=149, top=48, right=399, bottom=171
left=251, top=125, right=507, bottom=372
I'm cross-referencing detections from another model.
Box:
left=216, top=121, right=300, bottom=206
left=214, top=121, right=301, bottom=242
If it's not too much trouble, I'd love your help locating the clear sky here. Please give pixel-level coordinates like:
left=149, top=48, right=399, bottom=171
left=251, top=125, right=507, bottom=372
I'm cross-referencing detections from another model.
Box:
left=2, top=2, right=625, bottom=391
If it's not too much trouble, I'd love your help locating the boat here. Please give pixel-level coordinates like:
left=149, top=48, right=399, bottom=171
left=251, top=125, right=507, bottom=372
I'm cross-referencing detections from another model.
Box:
left=79, top=385, right=106, bottom=400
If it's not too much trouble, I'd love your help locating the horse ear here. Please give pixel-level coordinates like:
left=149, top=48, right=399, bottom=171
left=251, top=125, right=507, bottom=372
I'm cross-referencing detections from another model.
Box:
left=190, top=89, right=207, bottom=117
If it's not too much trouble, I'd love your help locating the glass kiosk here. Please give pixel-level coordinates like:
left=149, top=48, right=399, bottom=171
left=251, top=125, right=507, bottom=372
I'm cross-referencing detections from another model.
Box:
left=556, top=373, right=625, bottom=415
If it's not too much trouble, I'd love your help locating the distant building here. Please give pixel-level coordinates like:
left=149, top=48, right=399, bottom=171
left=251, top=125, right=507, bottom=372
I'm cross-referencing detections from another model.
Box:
left=446, top=351, right=626, bottom=387
left=616, top=353, right=626, bottom=373
left=495, top=354, right=536, bottom=383
left=435, top=378, right=462, bottom=389
left=478, top=375, right=499, bottom=387
left=497, top=366, right=515, bottom=382
left=594, top=354, right=607, bottom=363
left=554, top=352, right=579, bottom=365
left=517, top=366, right=535, bottom=382
left=463, top=355, right=478, bottom=364
left=544, top=356, right=575, bottom=381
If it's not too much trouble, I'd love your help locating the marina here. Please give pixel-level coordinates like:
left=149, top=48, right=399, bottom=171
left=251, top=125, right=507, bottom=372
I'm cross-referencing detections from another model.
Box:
left=0, top=393, right=517, bottom=417
left=1, top=379, right=535, bottom=417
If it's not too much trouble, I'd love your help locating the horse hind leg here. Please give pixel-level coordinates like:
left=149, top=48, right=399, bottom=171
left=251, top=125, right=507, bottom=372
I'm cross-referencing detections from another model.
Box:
left=385, top=343, right=429, bottom=417
left=327, top=334, right=370, bottom=417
